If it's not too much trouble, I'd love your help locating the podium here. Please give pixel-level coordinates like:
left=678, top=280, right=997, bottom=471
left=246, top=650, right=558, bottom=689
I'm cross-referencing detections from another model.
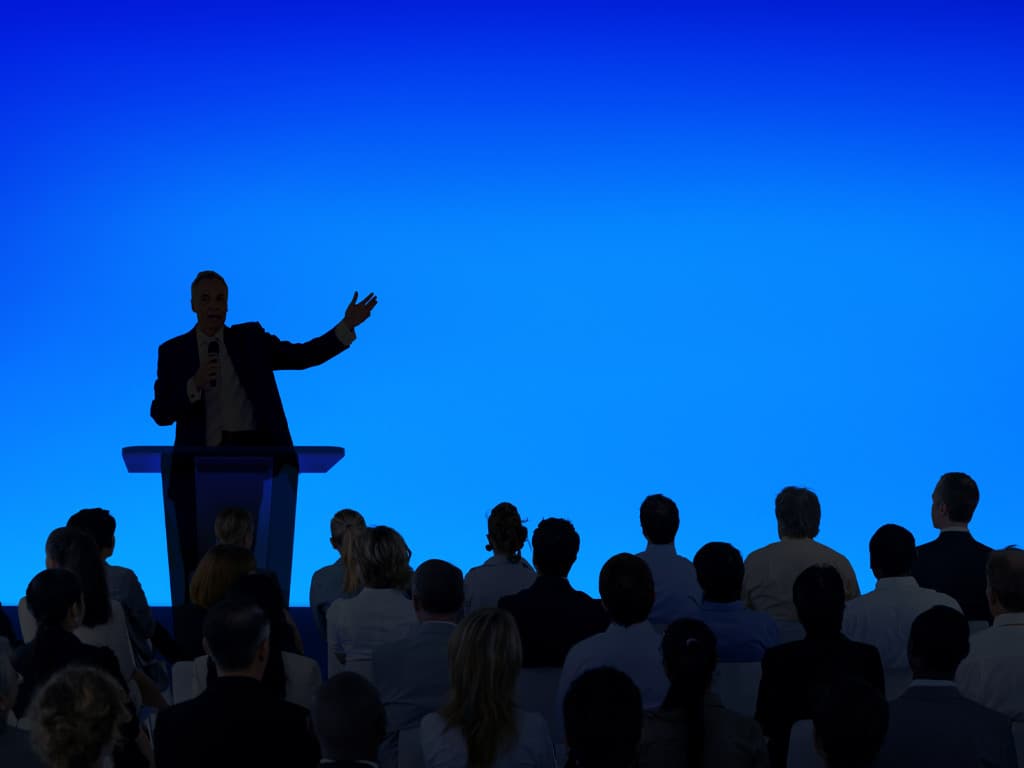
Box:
left=122, top=446, right=344, bottom=606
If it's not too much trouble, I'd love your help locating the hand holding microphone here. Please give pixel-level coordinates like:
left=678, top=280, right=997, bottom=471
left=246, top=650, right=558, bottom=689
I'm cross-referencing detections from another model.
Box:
left=193, top=341, right=220, bottom=391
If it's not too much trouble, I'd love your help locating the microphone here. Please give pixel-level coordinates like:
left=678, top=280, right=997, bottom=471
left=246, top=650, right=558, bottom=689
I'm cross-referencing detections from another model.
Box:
left=207, top=341, right=219, bottom=389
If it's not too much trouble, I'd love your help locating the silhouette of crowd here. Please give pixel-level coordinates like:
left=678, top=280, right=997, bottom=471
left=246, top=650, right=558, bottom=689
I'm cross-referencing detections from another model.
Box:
left=1, top=471, right=1022, bottom=768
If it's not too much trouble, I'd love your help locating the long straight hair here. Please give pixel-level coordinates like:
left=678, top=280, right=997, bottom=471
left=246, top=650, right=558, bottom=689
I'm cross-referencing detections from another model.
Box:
left=45, top=527, right=112, bottom=628
left=331, top=509, right=366, bottom=593
left=660, top=619, right=718, bottom=768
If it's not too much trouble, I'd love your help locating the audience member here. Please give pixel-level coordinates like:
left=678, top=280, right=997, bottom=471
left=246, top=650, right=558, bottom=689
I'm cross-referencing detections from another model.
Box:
left=558, top=554, right=667, bottom=710
left=327, top=525, right=417, bottom=679
left=178, top=544, right=256, bottom=658
left=0, top=605, right=17, bottom=648
left=914, top=472, right=996, bottom=622
left=213, top=506, right=254, bottom=548
left=309, top=509, right=366, bottom=640
left=876, top=606, right=1016, bottom=768
left=373, top=559, right=463, bottom=768
left=693, top=542, right=779, bottom=662
left=499, top=518, right=608, bottom=668
left=564, top=667, right=643, bottom=768
left=30, top=666, right=130, bottom=768
left=635, top=494, right=701, bottom=626
left=640, top=619, right=768, bottom=768
left=755, top=565, right=883, bottom=768
left=312, top=672, right=386, bottom=767
left=154, top=598, right=319, bottom=768
left=0, top=640, right=43, bottom=768
left=421, top=608, right=554, bottom=768
left=811, top=677, right=888, bottom=768
left=464, top=502, right=536, bottom=613
left=842, top=524, right=961, bottom=697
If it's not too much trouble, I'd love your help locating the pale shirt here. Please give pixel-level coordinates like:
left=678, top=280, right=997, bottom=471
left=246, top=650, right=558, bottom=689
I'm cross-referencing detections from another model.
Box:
left=326, top=587, right=417, bottom=680
left=420, top=709, right=556, bottom=768
left=956, top=612, right=1024, bottom=722
left=636, top=543, right=702, bottom=626
left=741, top=537, right=860, bottom=623
left=463, top=556, right=536, bottom=614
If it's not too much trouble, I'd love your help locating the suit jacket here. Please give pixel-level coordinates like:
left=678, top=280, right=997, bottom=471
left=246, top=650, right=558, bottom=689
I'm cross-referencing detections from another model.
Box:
left=154, top=676, right=319, bottom=768
left=755, top=634, right=884, bottom=768
left=876, top=683, right=1017, bottom=768
left=913, top=531, right=994, bottom=622
left=151, top=322, right=348, bottom=447
left=498, top=575, right=609, bottom=668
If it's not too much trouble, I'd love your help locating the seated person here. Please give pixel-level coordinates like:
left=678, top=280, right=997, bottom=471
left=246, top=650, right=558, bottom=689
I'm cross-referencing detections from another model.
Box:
left=565, top=667, right=643, bottom=768
left=559, top=554, right=668, bottom=710
left=309, top=509, right=366, bottom=640
left=876, top=606, right=1016, bottom=768
left=499, top=518, right=608, bottom=667
left=312, top=672, right=386, bottom=767
left=640, top=619, right=768, bottom=768
left=464, top=502, right=536, bottom=613
left=177, top=544, right=256, bottom=659
left=635, top=494, right=701, bottom=626
left=420, top=608, right=554, bottom=768
left=693, top=542, right=779, bottom=662
left=742, top=487, right=860, bottom=628
left=0, top=605, right=16, bottom=648
left=812, top=676, right=889, bottom=768
left=213, top=506, right=254, bottom=548
left=0, top=640, right=43, bottom=768
left=326, top=526, right=417, bottom=679
left=914, top=472, right=997, bottom=622
left=154, top=598, right=319, bottom=768
left=755, top=565, right=883, bottom=768
left=842, top=524, right=961, bottom=697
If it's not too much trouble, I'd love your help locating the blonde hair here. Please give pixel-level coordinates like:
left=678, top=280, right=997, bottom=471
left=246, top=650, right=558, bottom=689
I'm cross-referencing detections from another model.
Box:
left=214, top=507, right=253, bottom=548
left=331, top=509, right=367, bottom=593
left=355, top=526, right=412, bottom=590
left=189, top=544, right=256, bottom=609
left=441, top=609, right=522, bottom=768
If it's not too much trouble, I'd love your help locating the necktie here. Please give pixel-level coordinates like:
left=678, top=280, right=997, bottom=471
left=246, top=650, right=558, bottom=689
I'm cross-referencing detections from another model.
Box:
left=205, top=340, right=223, bottom=446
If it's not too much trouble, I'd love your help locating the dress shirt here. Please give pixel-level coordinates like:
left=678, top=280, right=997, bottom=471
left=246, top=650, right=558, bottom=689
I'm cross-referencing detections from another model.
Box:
left=558, top=621, right=669, bottom=710
left=636, top=543, right=702, bottom=626
left=697, top=601, right=780, bottom=662
left=420, top=709, right=556, bottom=768
left=955, top=612, right=1024, bottom=721
left=463, top=556, right=537, bottom=614
left=326, top=588, right=417, bottom=680
left=742, top=538, right=860, bottom=623
left=309, top=558, right=360, bottom=640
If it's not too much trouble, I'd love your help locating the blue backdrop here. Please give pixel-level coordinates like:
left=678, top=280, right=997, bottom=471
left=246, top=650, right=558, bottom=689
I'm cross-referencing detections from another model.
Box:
left=3, top=1, right=1021, bottom=606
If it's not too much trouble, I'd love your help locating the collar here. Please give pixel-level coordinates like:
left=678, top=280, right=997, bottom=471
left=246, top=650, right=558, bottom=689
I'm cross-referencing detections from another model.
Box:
left=874, top=576, right=919, bottom=591
left=993, top=612, right=1024, bottom=628
left=939, top=525, right=970, bottom=533
left=907, top=679, right=957, bottom=688
left=195, top=325, right=226, bottom=346
left=643, top=542, right=678, bottom=556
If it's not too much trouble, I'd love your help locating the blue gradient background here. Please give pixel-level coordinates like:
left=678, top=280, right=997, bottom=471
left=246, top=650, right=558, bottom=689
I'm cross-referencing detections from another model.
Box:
left=2, top=2, right=1022, bottom=605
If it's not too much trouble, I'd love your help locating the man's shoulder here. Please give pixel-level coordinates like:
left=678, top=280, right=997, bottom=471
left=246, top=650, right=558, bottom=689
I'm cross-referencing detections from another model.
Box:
left=158, top=329, right=196, bottom=353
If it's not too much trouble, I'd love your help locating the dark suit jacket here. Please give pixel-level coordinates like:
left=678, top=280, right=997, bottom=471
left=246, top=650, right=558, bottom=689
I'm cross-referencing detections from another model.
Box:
left=154, top=676, right=319, bottom=768
left=151, top=322, right=348, bottom=447
left=755, top=634, right=884, bottom=768
left=913, top=531, right=994, bottom=622
left=498, top=574, right=609, bottom=668
left=876, top=684, right=1017, bottom=768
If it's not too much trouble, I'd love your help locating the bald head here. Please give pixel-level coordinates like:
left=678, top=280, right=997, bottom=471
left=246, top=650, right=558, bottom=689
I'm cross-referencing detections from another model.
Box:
left=987, top=547, right=1024, bottom=616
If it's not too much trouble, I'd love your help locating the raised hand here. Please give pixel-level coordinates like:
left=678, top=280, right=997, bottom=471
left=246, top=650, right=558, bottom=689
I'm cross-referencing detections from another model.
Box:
left=342, top=291, right=378, bottom=329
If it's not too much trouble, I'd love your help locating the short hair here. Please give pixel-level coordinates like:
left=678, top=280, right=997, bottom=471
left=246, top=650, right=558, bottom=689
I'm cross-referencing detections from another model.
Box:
left=531, top=518, right=580, bottom=578
left=214, top=507, right=253, bottom=547
left=312, top=672, right=386, bottom=762
left=66, top=508, right=116, bottom=551
left=987, top=547, right=1024, bottom=612
left=356, top=526, right=412, bottom=590
left=330, top=509, right=367, bottom=593
left=30, top=665, right=129, bottom=768
left=639, top=494, right=680, bottom=545
left=486, top=502, right=529, bottom=563
left=564, top=667, right=643, bottom=768
left=869, top=524, right=916, bottom=578
left=908, top=606, right=970, bottom=679
left=45, top=527, right=111, bottom=627
left=412, top=559, right=464, bottom=615
left=776, top=486, right=821, bottom=539
left=693, top=542, right=744, bottom=602
left=812, top=676, right=888, bottom=768
left=188, top=544, right=256, bottom=609
left=793, top=565, right=845, bottom=636
left=26, top=569, right=83, bottom=628
left=191, top=270, right=227, bottom=293
left=598, top=554, right=655, bottom=626
left=934, top=472, right=980, bottom=523
left=203, top=598, right=270, bottom=672
left=659, top=619, right=718, bottom=767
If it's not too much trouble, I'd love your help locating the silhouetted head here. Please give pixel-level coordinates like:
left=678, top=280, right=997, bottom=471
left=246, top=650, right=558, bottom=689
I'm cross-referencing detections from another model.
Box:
left=793, top=565, right=845, bottom=636
left=486, top=502, right=529, bottom=563
left=640, top=494, right=679, bottom=546
left=907, top=605, right=970, bottom=681
left=192, top=270, right=228, bottom=337
left=931, top=472, right=979, bottom=527
left=694, top=542, right=744, bottom=603
left=599, top=554, right=655, bottom=627
left=869, top=524, right=916, bottom=579
left=355, top=526, right=412, bottom=590
left=66, top=508, right=116, bottom=558
left=812, top=676, right=888, bottom=768
left=26, top=569, right=84, bottom=630
left=203, top=598, right=270, bottom=676
left=330, top=509, right=366, bottom=593
left=188, top=544, right=256, bottom=609
left=45, top=527, right=111, bottom=628
left=776, top=487, right=821, bottom=539
left=412, top=559, right=464, bottom=618
left=313, top=672, right=386, bottom=763
left=661, top=618, right=718, bottom=697
left=564, top=667, right=643, bottom=768
left=986, top=547, right=1024, bottom=616
left=214, top=507, right=253, bottom=549
left=531, top=518, right=580, bottom=578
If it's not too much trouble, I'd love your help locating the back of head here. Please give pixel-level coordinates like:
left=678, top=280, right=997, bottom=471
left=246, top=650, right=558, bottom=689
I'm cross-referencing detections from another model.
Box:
left=934, top=472, right=980, bottom=524
left=813, top=676, right=888, bottom=768
left=66, top=508, right=116, bottom=553
left=868, top=524, right=916, bottom=578
left=486, top=502, right=528, bottom=563
left=203, top=598, right=270, bottom=673
left=45, top=527, right=111, bottom=627
left=639, top=494, right=679, bottom=545
left=793, top=565, right=845, bottom=636
left=531, top=518, right=580, bottom=578
left=775, top=486, right=821, bottom=539
left=908, top=605, right=969, bottom=680
left=31, top=665, right=129, bottom=768
left=313, top=672, right=386, bottom=762
left=26, top=569, right=83, bottom=629
left=693, top=542, right=744, bottom=602
left=659, top=619, right=718, bottom=768
left=188, top=544, right=257, bottom=609
left=331, top=508, right=367, bottom=593
left=413, top=559, right=465, bottom=616
left=599, top=554, right=655, bottom=627
left=986, top=547, right=1024, bottom=613
left=214, top=506, right=253, bottom=548
left=356, top=526, right=412, bottom=590
left=564, top=667, right=643, bottom=768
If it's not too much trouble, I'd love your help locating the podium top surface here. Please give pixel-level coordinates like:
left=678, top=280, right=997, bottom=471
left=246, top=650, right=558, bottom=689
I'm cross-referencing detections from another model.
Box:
left=122, top=446, right=345, bottom=474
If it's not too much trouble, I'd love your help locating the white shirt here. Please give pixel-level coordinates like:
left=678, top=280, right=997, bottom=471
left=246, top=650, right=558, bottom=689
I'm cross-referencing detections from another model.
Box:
left=420, top=709, right=556, bottom=768
left=956, top=612, right=1024, bottom=722
left=558, top=621, right=668, bottom=710
left=326, top=587, right=417, bottom=681
left=463, top=556, right=536, bottom=614
left=636, top=543, right=701, bottom=626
